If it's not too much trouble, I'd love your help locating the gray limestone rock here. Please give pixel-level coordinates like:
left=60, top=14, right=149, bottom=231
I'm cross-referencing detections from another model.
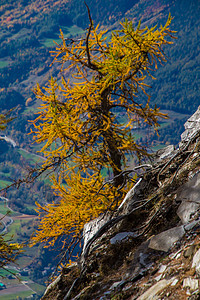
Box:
left=82, top=214, right=111, bottom=254
left=135, top=277, right=176, bottom=300
left=158, top=265, right=167, bottom=274
left=183, top=278, right=199, bottom=291
left=180, top=106, right=200, bottom=147
left=177, top=202, right=199, bottom=224
left=148, top=226, right=185, bottom=252
left=192, top=249, right=200, bottom=274
left=176, top=172, right=200, bottom=223
left=171, top=278, right=179, bottom=286
left=184, top=219, right=200, bottom=231
left=110, top=232, right=137, bottom=244
left=154, top=145, right=175, bottom=163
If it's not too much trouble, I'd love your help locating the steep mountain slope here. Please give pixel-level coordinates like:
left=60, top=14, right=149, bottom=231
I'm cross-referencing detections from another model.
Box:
left=42, top=107, right=200, bottom=300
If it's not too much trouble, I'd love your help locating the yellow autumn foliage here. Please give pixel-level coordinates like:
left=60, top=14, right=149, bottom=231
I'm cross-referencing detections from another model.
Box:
left=31, top=171, right=120, bottom=247
left=30, top=14, right=175, bottom=251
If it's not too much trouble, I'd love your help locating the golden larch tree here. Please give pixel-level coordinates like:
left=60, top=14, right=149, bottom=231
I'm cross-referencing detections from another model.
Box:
left=30, top=11, right=175, bottom=256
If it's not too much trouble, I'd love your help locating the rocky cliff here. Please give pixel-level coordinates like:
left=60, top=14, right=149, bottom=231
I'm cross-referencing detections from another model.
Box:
left=42, top=107, right=200, bottom=300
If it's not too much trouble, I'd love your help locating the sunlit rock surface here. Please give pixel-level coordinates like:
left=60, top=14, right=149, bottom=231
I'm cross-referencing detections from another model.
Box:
left=180, top=106, right=200, bottom=146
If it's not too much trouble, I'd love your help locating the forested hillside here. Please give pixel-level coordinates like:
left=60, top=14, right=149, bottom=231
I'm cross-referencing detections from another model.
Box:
left=0, top=0, right=199, bottom=116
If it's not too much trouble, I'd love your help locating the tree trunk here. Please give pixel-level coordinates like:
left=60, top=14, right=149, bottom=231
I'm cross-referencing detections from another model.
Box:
left=100, top=89, right=124, bottom=187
